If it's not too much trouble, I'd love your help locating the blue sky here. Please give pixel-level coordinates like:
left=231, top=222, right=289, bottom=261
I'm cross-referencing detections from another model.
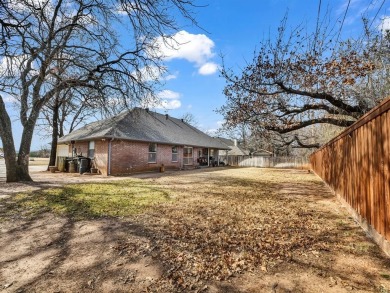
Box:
left=3, top=0, right=390, bottom=151
left=146, top=0, right=390, bottom=132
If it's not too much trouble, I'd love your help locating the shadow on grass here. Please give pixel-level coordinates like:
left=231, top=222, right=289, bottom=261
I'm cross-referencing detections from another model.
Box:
left=0, top=180, right=171, bottom=221
left=1, top=168, right=390, bottom=293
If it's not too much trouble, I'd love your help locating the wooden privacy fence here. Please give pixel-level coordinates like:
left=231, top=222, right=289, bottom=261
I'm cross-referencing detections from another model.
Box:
left=310, top=97, right=390, bottom=246
left=220, top=156, right=308, bottom=168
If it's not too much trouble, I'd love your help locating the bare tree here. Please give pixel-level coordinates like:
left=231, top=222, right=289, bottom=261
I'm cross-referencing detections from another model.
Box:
left=181, top=112, right=199, bottom=127
left=219, top=16, right=389, bottom=149
left=39, top=87, right=102, bottom=169
left=0, top=0, right=198, bottom=182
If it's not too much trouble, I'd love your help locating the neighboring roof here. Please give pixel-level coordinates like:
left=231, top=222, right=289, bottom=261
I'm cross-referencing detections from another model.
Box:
left=215, top=138, right=274, bottom=156
left=227, top=145, right=250, bottom=156
left=59, top=108, right=230, bottom=150
left=215, top=138, right=250, bottom=156
left=215, top=137, right=235, bottom=146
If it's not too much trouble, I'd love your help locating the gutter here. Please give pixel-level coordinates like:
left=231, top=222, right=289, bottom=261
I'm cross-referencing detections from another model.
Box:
left=59, top=137, right=230, bottom=150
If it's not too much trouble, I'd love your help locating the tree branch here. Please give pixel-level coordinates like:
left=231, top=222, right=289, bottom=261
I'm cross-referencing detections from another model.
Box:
left=275, top=81, right=362, bottom=117
left=268, top=117, right=354, bottom=133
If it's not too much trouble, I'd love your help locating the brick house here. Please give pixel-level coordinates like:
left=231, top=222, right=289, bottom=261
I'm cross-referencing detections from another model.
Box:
left=57, top=108, right=230, bottom=175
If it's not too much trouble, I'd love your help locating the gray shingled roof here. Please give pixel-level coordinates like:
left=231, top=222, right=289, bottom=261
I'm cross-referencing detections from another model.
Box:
left=215, top=137, right=250, bottom=156
left=59, top=108, right=230, bottom=149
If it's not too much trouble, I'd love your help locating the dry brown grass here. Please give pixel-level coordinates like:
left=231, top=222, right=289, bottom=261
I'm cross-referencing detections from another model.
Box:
left=28, top=157, right=49, bottom=166
left=1, top=167, right=389, bottom=293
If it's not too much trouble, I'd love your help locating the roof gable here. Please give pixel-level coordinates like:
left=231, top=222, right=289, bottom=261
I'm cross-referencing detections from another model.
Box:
left=215, top=137, right=250, bottom=156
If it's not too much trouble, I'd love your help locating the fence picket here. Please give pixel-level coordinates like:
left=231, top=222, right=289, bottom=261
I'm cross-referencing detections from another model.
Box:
left=219, top=156, right=308, bottom=168
left=384, top=112, right=390, bottom=239
left=310, top=97, right=390, bottom=243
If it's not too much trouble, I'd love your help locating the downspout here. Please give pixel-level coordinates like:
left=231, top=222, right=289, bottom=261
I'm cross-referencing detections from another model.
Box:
left=181, top=146, right=184, bottom=170
left=207, top=148, right=210, bottom=166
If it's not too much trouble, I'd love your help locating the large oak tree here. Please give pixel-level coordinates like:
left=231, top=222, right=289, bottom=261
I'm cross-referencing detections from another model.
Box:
left=219, top=17, right=390, bottom=149
left=0, top=0, right=198, bottom=182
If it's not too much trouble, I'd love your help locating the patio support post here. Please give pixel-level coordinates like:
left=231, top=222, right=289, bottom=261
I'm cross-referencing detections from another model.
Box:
left=226, top=150, right=228, bottom=165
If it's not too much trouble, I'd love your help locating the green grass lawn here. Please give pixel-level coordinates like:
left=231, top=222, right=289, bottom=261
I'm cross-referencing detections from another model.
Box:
left=3, top=179, right=171, bottom=220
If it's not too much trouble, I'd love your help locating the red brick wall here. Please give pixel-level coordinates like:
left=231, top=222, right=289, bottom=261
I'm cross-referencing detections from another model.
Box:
left=71, top=141, right=89, bottom=157
left=62, top=139, right=208, bottom=175
left=109, top=140, right=201, bottom=175
left=65, top=141, right=109, bottom=175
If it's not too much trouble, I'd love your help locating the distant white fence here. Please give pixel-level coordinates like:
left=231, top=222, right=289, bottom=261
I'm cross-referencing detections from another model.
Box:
left=221, top=156, right=308, bottom=168
left=0, top=159, right=5, bottom=181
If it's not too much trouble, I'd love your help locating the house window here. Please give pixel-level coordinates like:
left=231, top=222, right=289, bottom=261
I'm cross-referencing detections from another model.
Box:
left=88, top=141, right=95, bottom=158
left=148, top=143, right=157, bottom=163
left=183, top=146, right=193, bottom=165
left=172, top=146, right=178, bottom=162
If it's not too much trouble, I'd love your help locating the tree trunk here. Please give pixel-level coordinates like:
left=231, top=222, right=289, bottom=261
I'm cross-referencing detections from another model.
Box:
left=16, top=106, right=42, bottom=182
left=0, top=97, right=18, bottom=182
left=17, top=125, right=34, bottom=181
left=48, top=102, right=59, bottom=168
left=59, top=118, right=64, bottom=137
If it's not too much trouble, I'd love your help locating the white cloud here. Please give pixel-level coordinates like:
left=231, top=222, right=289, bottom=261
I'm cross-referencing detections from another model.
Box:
left=156, top=30, right=215, bottom=64
left=198, top=62, right=219, bottom=75
left=0, top=55, right=28, bottom=76
left=145, top=98, right=181, bottom=110
left=157, top=89, right=181, bottom=100
left=203, top=128, right=218, bottom=135
left=135, top=66, right=179, bottom=82
left=115, top=2, right=146, bottom=16
left=0, top=92, right=18, bottom=104
left=0, top=57, right=9, bottom=74
left=153, top=30, right=218, bottom=75
left=115, top=3, right=130, bottom=15
left=141, top=89, right=182, bottom=110
left=165, top=73, right=178, bottom=81
left=159, top=99, right=181, bottom=109
left=135, top=65, right=165, bottom=82
left=380, top=16, right=390, bottom=32
left=10, top=0, right=47, bottom=12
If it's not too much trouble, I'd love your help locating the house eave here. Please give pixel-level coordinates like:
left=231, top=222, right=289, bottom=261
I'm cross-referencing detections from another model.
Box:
left=58, top=136, right=230, bottom=150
